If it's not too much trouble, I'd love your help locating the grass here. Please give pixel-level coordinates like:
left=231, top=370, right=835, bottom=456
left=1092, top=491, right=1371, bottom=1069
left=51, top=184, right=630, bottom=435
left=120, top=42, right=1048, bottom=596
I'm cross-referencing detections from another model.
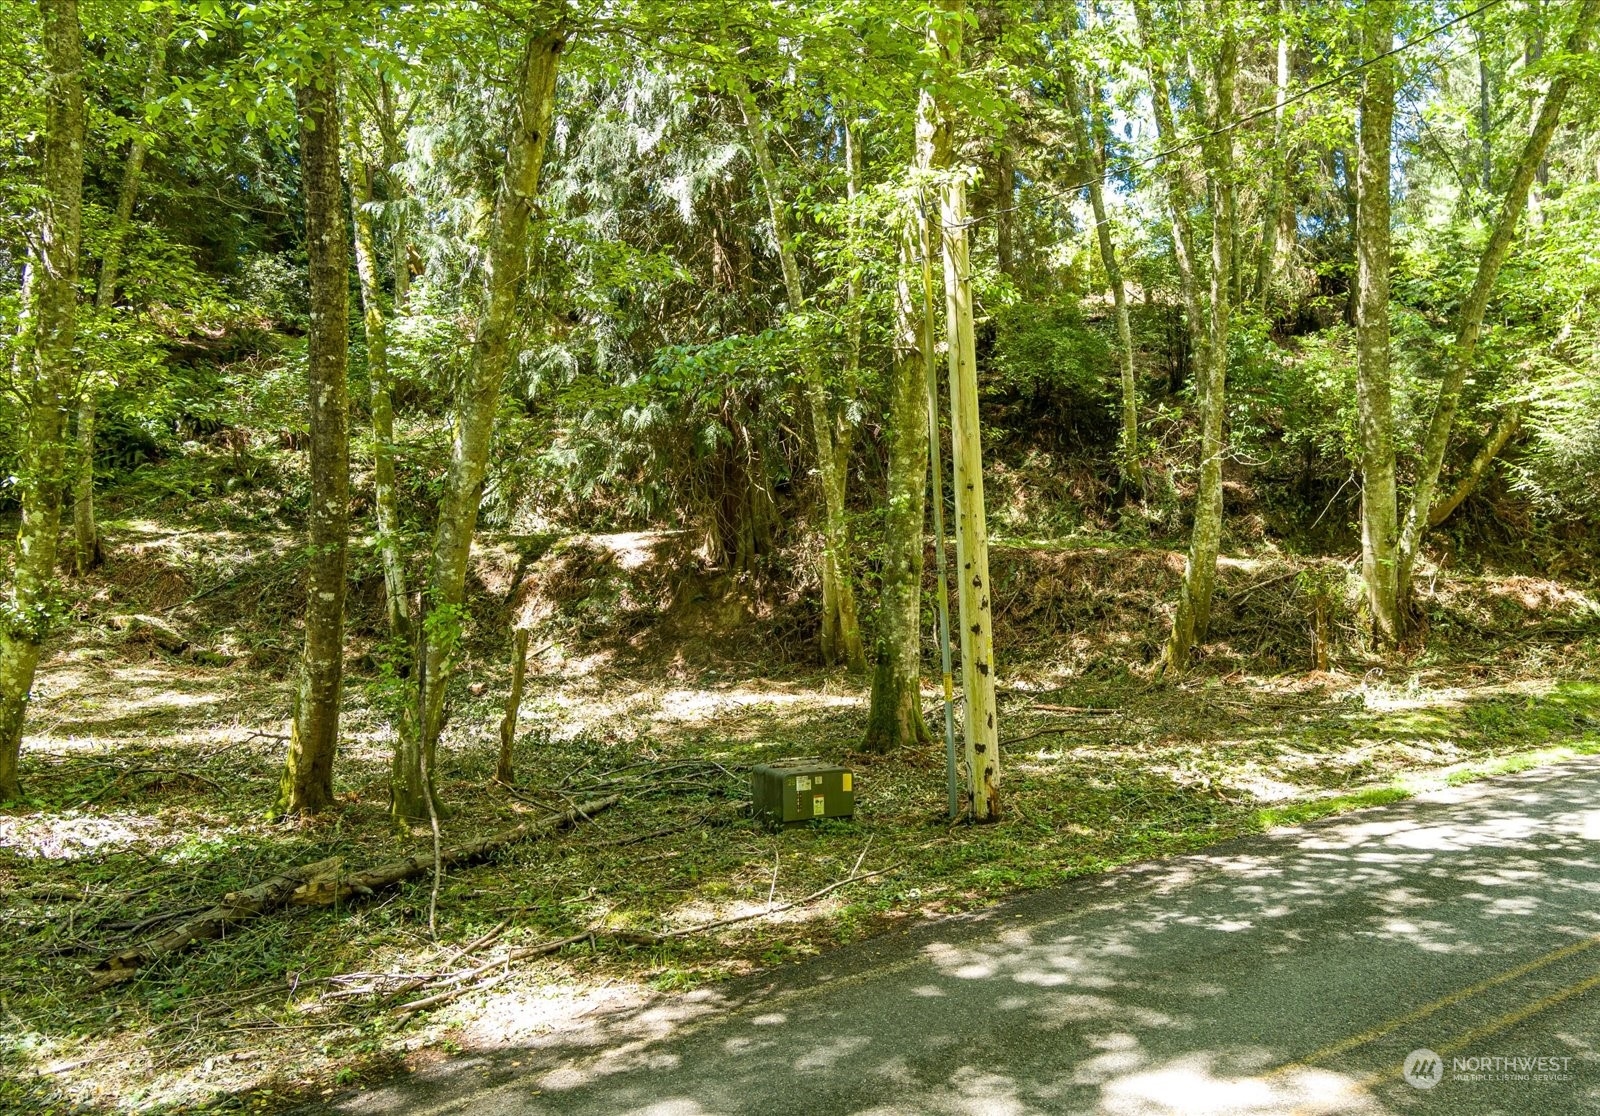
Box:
left=5, top=495, right=1600, bottom=1114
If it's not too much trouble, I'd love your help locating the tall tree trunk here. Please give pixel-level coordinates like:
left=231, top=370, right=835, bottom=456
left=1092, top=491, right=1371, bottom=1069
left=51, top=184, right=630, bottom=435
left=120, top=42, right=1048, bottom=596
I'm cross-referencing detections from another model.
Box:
left=275, top=59, right=350, bottom=818
left=1063, top=61, right=1142, bottom=493
left=995, top=145, right=1016, bottom=279
left=730, top=73, right=865, bottom=673
left=1164, top=3, right=1236, bottom=674
left=1396, top=0, right=1600, bottom=601
left=72, top=8, right=172, bottom=577
left=1133, top=0, right=1207, bottom=411
left=927, top=0, right=999, bottom=820
left=1253, top=3, right=1292, bottom=307
left=1355, top=0, right=1400, bottom=650
left=1, top=0, right=84, bottom=800
left=392, top=27, right=563, bottom=826
left=346, top=103, right=411, bottom=643
left=862, top=216, right=932, bottom=754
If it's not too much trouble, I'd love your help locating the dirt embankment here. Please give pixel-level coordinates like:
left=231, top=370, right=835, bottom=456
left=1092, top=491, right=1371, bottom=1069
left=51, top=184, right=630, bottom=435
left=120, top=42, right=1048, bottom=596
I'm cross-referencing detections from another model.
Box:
left=480, top=533, right=1600, bottom=678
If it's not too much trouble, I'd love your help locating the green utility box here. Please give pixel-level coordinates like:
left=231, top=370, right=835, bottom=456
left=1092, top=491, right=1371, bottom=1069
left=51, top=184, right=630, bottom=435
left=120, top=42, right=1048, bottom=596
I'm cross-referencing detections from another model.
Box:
left=751, top=761, right=855, bottom=826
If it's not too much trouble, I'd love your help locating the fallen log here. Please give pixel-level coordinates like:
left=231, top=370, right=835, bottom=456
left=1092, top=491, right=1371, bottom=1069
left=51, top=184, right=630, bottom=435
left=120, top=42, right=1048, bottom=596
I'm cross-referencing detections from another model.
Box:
left=88, top=796, right=618, bottom=990
left=90, top=857, right=342, bottom=989
left=289, top=796, right=619, bottom=907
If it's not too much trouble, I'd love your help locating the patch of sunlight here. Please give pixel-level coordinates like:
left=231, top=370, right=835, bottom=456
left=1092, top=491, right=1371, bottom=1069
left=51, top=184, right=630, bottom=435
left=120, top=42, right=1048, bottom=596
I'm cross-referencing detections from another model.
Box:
left=1102, top=1057, right=1387, bottom=1116
left=652, top=687, right=863, bottom=722
left=0, top=811, right=164, bottom=859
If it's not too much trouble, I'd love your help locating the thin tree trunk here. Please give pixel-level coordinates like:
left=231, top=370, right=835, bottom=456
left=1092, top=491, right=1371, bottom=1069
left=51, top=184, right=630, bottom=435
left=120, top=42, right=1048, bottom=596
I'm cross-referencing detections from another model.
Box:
left=1133, top=0, right=1207, bottom=409
left=1164, top=2, right=1236, bottom=674
left=995, top=145, right=1016, bottom=279
left=393, top=28, right=563, bottom=826
left=1063, top=62, right=1142, bottom=493
left=1428, top=403, right=1526, bottom=527
left=346, top=103, right=411, bottom=643
left=730, top=73, right=865, bottom=673
left=1253, top=3, right=1292, bottom=307
left=1355, top=0, right=1400, bottom=650
left=863, top=216, right=933, bottom=754
left=1397, top=0, right=1600, bottom=600
left=275, top=60, right=350, bottom=818
left=927, top=0, right=999, bottom=820
left=496, top=627, right=529, bottom=784
left=0, top=0, right=85, bottom=802
left=72, top=8, right=172, bottom=577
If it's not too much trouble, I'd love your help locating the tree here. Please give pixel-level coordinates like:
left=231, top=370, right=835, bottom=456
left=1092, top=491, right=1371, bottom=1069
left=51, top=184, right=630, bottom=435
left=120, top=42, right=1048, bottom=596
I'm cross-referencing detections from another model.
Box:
left=862, top=209, right=933, bottom=754
left=1061, top=46, right=1142, bottom=493
left=1133, top=0, right=1206, bottom=407
left=0, top=0, right=85, bottom=801
left=393, top=20, right=564, bottom=826
left=1395, top=0, right=1600, bottom=601
left=1163, top=1, right=1236, bottom=674
left=926, top=0, right=999, bottom=820
left=72, top=6, right=173, bottom=576
left=1355, top=0, right=1400, bottom=649
left=346, top=90, right=411, bottom=643
left=728, top=71, right=867, bottom=674
left=274, top=51, right=350, bottom=818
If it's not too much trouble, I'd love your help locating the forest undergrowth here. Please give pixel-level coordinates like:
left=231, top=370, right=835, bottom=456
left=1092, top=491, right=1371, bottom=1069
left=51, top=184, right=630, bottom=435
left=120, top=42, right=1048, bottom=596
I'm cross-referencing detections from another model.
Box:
left=5, top=465, right=1600, bottom=1115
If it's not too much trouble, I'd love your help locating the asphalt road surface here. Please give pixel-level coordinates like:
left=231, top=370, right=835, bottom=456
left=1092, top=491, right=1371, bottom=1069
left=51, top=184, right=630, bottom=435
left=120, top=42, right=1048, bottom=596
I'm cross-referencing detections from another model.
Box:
left=332, top=756, right=1600, bottom=1115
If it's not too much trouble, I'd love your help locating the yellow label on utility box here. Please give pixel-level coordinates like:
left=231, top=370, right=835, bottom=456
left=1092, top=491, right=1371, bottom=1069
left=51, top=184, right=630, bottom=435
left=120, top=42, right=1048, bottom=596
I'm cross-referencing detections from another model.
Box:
left=813, top=795, right=825, bottom=816
left=842, top=773, right=852, bottom=792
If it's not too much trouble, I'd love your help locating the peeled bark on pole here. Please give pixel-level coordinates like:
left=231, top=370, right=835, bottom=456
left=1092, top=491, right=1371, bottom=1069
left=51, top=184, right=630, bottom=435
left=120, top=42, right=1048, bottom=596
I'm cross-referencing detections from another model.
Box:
left=0, top=0, right=85, bottom=802
left=862, top=218, right=932, bottom=754
left=1164, top=4, right=1236, bottom=674
left=346, top=102, right=412, bottom=644
left=275, top=60, right=351, bottom=819
left=496, top=627, right=529, bottom=783
left=394, top=28, right=563, bottom=826
left=73, top=8, right=172, bottom=577
left=1355, top=0, right=1401, bottom=650
left=929, top=0, right=1000, bottom=821
left=1396, top=0, right=1600, bottom=601
left=730, top=74, right=866, bottom=674
left=1062, top=62, right=1142, bottom=494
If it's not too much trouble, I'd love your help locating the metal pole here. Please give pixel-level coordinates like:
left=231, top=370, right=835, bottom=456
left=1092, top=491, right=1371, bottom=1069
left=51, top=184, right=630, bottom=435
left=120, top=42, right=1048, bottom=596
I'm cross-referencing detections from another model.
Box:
left=919, top=199, right=960, bottom=820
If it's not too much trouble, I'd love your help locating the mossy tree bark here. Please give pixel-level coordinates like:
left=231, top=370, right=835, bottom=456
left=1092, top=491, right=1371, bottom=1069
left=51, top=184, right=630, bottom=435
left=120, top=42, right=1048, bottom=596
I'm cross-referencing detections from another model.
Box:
left=1396, top=0, right=1600, bottom=604
left=1163, top=3, right=1235, bottom=674
left=0, top=0, right=85, bottom=802
left=346, top=98, right=412, bottom=644
left=275, top=58, right=350, bottom=818
left=863, top=215, right=933, bottom=754
left=1355, top=0, right=1401, bottom=650
left=730, top=73, right=866, bottom=674
left=392, top=26, right=563, bottom=826
left=73, top=7, right=172, bottom=577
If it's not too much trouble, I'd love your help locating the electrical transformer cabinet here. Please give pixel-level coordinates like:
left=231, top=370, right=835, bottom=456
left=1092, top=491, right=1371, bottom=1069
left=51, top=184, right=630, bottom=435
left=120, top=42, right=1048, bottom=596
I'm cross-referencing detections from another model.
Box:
left=750, top=761, right=854, bottom=826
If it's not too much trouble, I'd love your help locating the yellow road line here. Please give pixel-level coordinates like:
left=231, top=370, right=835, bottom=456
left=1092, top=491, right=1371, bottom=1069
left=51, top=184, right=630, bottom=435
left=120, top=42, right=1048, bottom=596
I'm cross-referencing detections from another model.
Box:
left=1357, top=968, right=1600, bottom=1090
left=1270, top=933, right=1600, bottom=1077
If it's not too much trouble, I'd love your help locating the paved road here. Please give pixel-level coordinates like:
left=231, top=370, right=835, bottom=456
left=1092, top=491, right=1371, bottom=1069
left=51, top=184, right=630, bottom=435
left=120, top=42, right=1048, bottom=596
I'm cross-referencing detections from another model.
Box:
left=334, top=758, right=1600, bottom=1115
